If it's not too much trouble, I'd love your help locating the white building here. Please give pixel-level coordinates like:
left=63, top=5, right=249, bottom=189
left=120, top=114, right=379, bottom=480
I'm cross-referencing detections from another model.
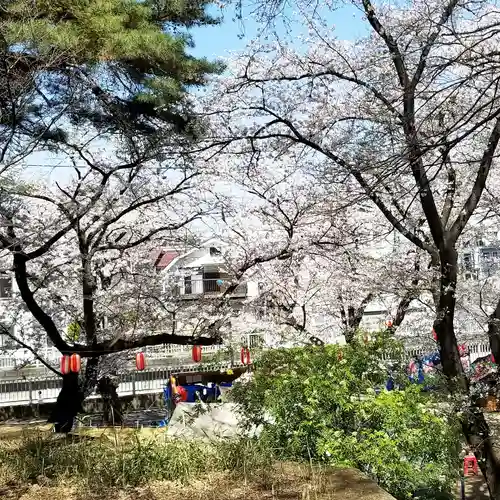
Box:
left=155, top=239, right=268, bottom=347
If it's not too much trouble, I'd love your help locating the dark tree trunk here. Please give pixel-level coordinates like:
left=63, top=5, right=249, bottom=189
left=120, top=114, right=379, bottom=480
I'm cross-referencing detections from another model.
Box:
left=462, top=408, right=500, bottom=498
left=48, top=357, right=99, bottom=433
left=97, top=376, right=123, bottom=425
left=48, top=373, right=83, bottom=433
left=488, top=299, right=500, bottom=364
left=340, top=293, right=373, bottom=344
left=433, top=247, right=465, bottom=389
left=434, top=247, right=500, bottom=498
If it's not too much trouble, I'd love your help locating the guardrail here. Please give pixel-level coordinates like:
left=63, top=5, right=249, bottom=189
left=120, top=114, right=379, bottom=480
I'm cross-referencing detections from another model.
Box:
left=0, top=361, right=240, bottom=407
left=0, top=340, right=494, bottom=407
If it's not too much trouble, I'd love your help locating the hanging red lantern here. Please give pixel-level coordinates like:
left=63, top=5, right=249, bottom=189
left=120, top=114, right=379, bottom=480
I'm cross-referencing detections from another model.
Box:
left=386, top=319, right=393, bottom=328
left=192, top=345, right=202, bottom=363
left=432, top=328, right=438, bottom=341
left=70, top=353, right=81, bottom=373
left=60, top=355, right=70, bottom=375
left=136, top=352, right=146, bottom=371
left=240, top=347, right=251, bottom=365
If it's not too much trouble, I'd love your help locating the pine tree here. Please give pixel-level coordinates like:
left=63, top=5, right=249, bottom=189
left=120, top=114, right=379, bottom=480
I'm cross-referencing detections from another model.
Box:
left=0, top=0, right=223, bottom=159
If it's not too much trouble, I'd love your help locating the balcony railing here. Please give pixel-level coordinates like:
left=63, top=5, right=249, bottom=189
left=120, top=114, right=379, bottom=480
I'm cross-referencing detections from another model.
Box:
left=173, top=279, right=248, bottom=298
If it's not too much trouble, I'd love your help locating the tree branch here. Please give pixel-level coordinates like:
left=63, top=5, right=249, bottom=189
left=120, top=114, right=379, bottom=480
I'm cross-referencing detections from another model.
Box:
left=449, top=117, right=500, bottom=242
left=82, top=332, right=222, bottom=357
left=0, top=324, right=61, bottom=376
left=13, top=252, right=70, bottom=353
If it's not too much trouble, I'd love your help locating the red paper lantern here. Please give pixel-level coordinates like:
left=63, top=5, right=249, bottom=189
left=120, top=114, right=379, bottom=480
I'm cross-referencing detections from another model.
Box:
left=70, top=353, right=81, bottom=373
left=432, top=328, right=438, bottom=341
left=240, top=347, right=251, bottom=365
left=192, top=345, right=202, bottom=363
left=60, top=355, right=70, bottom=375
left=386, top=319, right=393, bottom=328
left=136, top=352, right=146, bottom=371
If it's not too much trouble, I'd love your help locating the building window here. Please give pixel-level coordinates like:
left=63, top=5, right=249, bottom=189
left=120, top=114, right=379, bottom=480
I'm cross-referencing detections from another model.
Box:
left=248, top=333, right=265, bottom=348
left=0, top=324, right=16, bottom=349
left=184, top=276, right=192, bottom=294
left=209, top=247, right=221, bottom=256
left=0, top=275, right=12, bottom=298
left=463, top=254, right=472, bottom=270
left=481, top=249, right=500, bottom=271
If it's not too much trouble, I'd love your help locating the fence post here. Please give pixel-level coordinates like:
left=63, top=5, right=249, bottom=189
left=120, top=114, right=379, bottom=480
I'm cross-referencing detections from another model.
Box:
left=28, top=380, right=33, bottom=405
left=132, top=373, right=136, bottom=397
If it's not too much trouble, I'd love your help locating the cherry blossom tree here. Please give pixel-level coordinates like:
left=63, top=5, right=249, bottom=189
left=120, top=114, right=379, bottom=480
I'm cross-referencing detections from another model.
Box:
left=204, top=0, right=500, bottom=494
left=211, top=154, right=426, bottom=345
left=0, top=142, right=222, bottom=429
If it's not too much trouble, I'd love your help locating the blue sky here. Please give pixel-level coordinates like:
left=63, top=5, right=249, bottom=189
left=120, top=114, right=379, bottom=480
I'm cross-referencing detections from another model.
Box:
left=27, top=3, right=367, bottom=182
left=188, top=3, right=366, bottom=60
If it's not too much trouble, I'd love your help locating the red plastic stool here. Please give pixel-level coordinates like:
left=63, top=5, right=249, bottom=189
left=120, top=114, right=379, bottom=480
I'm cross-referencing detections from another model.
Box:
left=463, top=454, right=478, bottom=476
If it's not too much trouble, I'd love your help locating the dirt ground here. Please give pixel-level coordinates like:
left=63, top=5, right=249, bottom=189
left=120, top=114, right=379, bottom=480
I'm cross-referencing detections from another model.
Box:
left=460, top=474, right=489, bottom=499
left=0, top=463, right=395, bottom=500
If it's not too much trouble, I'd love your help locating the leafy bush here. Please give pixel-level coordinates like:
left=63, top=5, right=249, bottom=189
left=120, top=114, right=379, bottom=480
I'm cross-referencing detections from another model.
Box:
left=0, top=432, right=272, bottom=488
left=231, top=335, right=460, bottom=499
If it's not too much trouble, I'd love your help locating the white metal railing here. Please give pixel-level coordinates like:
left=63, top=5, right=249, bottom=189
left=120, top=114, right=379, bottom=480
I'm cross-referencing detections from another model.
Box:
left=0, top=338, right=495, bottom=407
left=0, top=361, right=241, bottom=407
left=172, top=278, right=248, bottom=298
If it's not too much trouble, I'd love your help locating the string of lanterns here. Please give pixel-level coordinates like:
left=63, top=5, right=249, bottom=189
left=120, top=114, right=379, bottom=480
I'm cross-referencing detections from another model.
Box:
left=133, top=344, right=253, bottom=372
left=61, top=343, right=254, bottom=377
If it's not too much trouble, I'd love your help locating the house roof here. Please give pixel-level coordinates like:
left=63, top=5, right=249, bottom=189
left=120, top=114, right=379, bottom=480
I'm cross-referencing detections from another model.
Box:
left=155, top=250, right=180, bottom=269
left=154, top=238, right=225, bottom=273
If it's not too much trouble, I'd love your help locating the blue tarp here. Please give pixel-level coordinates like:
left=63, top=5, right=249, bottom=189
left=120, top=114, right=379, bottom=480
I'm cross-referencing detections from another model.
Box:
left=383, top=351, right=441, bottom=392
left=164, top=383, right=229, bottom=403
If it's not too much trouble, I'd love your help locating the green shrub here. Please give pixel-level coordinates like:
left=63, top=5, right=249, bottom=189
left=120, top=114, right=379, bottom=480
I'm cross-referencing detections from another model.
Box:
left=231, top=335, right=461, bottom=499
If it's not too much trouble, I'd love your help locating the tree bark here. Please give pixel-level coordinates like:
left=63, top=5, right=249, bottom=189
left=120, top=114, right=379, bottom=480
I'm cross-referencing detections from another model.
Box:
left=432, top=247, right=500, bottom=498
left=97, top=376, right=122, bottom=425
left=48, top=373, right=83, bottom=433
left=340, top=293, right=373, bottom=344
left=433, top=247, right=466, bottom=390
left=488, top=298, right=500, bottom=364
left=48, top=357, right=100, bottom=433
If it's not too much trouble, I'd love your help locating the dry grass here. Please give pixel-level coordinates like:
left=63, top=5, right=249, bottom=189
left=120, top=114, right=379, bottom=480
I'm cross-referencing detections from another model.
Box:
left=0, top=425, right=396, bottom=499
left=0, top=424, right=166, bottom=443
left=0, top=463, right=395, bottom=500
left=0, top=424, right=52, bottom=440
